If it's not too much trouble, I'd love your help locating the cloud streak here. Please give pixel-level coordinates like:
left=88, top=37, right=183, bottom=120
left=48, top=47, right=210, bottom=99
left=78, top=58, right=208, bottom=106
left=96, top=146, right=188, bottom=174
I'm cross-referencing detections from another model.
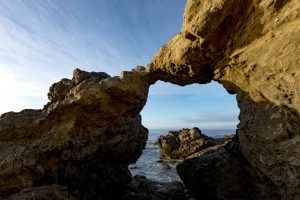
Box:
left=179, top=114, right=239, bottom=124
left=1, top=0, right=186, bottom=113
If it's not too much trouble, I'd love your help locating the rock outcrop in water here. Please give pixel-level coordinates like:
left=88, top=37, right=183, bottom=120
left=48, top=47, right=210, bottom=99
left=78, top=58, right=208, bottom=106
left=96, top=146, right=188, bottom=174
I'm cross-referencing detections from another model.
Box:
left=156, top=127, right=234, bottom=160
left=148, top=0, right=300, bottom=199
left=0, top=68, right=150, bottom=199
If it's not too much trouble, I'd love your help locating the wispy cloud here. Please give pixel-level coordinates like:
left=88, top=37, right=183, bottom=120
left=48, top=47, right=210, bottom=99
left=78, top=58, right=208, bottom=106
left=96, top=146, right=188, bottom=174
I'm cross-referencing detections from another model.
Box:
left=0, top=0, right=134, bottom=75
left=0, top=0, right=165, bottom=113
left=179, top=114, right=239, bottom=123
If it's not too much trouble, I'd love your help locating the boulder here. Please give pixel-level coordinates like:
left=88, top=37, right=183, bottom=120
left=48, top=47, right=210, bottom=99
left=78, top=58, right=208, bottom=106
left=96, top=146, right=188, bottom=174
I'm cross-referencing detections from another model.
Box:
left=0, top=67, right=150, bottom=199
left=122, top=175, right=188, bottom=200
left=177, top=135, right=281, bottom=200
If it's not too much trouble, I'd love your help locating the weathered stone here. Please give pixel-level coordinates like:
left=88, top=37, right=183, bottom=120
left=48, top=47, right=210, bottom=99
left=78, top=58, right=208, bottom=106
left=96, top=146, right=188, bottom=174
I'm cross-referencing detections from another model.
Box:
left=148, top=0, right=300, bottom=199
left=185, top=134, right=235, bottom=160
left=0, top=68, right=150, bottom=198
left=147, top=0, right=249, bottom=85
left=177, top=136, right=281, bottom=200
left=156, top=127, right=233, bottom=160
left=1, top=0, right=300, bottom=199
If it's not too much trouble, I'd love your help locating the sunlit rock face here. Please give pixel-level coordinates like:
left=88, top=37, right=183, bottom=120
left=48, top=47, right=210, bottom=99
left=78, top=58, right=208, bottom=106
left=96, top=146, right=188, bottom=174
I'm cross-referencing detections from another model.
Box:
left=149, top=0, right=300, bottom=199
left=156, top=127, right=234, bottom=160
left=0, top=68, right=150, bottom=199
left=156, top=127, right=217, bottom=160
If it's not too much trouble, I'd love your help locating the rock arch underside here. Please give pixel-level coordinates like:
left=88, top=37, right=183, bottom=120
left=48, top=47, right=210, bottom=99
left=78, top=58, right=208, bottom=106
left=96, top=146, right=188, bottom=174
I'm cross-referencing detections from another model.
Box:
left=0, top=0, right=299, bottom=199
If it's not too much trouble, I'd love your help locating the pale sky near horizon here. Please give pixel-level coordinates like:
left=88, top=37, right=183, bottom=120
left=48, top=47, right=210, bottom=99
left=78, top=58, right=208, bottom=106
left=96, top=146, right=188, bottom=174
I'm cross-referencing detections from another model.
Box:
left=0, top=0, right=239, bottom=130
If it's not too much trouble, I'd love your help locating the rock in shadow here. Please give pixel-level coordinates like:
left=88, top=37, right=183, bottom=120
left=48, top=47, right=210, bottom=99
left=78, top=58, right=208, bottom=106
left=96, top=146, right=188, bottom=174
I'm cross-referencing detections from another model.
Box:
left=177, top=134, right=281, bottom=200
left=122, top=175, right=188, bottom=200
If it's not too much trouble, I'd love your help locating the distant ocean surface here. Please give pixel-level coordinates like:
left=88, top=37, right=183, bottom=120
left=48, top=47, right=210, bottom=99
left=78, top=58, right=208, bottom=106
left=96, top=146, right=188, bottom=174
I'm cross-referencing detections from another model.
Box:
left=129, top=129, right=235, bottom=183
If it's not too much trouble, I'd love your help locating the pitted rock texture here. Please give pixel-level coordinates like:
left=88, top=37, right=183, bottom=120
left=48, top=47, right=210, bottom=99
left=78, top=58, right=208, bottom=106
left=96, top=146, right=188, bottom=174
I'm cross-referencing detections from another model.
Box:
left=0, top=68, right=150, bottom=199
left=148, top=0, right=300, bottom=199
left=147, top=0, right=249, bottom=85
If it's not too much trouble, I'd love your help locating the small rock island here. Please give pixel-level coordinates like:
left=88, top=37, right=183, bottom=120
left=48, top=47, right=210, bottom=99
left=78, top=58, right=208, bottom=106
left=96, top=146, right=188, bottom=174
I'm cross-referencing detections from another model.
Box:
left=156, top=127, right=234, bottom=160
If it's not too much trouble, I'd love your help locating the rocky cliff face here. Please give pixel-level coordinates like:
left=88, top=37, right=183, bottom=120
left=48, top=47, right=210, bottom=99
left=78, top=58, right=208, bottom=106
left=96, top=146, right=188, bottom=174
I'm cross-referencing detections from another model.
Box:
left=149, top=0, right=300, bottom=199
left=0, top=68, right=150, bottom=199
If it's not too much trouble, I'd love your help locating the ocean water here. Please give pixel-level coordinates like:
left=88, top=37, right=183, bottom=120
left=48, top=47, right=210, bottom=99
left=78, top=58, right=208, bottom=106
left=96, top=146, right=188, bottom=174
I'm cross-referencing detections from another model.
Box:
left=129, top=129, right=235, bottom=183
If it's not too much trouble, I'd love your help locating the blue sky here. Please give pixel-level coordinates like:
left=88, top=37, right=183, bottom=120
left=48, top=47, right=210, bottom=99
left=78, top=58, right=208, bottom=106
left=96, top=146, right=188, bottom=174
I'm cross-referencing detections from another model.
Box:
left=0, top=0, right=239, bottom=130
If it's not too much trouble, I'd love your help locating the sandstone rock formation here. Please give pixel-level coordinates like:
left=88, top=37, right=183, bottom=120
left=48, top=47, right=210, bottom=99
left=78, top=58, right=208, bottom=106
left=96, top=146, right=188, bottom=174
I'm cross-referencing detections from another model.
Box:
left=0, top=68, right=150, bottom=199
left=1, top=0, right=300, bottom=199
left=148, top=0, right=300, bottom=199
left=156, top=127, right=233, bottom=160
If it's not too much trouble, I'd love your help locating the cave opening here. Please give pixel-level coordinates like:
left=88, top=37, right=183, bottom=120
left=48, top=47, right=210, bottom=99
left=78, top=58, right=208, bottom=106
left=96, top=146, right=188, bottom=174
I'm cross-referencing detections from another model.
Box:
left=129, top=80, right=239, bottom=183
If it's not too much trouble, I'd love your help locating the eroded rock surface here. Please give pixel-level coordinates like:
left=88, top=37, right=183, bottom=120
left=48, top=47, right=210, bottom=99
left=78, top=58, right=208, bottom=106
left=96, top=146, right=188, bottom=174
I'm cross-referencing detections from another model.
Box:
left=156, top=127, right=233, bottom=160
left=0, top=68, right=150, bottom=199
left=1, top=0, right=300, bottom=199
left=177, top=135, right=281, bottom=200
left=149, top=0, right=300, bottom=199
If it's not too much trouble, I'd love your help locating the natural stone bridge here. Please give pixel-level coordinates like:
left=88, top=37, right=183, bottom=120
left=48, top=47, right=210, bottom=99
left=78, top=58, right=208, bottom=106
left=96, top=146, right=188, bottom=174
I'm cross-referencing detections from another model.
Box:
left=0, top=0, right=299, bottom=199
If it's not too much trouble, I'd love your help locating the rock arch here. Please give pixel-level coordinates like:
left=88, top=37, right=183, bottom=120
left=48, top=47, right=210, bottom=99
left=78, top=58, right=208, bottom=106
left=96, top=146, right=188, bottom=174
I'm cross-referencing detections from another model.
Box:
left=147, top=0, right=300, bottom=199
left=0, top=0, right=299, bottom=199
